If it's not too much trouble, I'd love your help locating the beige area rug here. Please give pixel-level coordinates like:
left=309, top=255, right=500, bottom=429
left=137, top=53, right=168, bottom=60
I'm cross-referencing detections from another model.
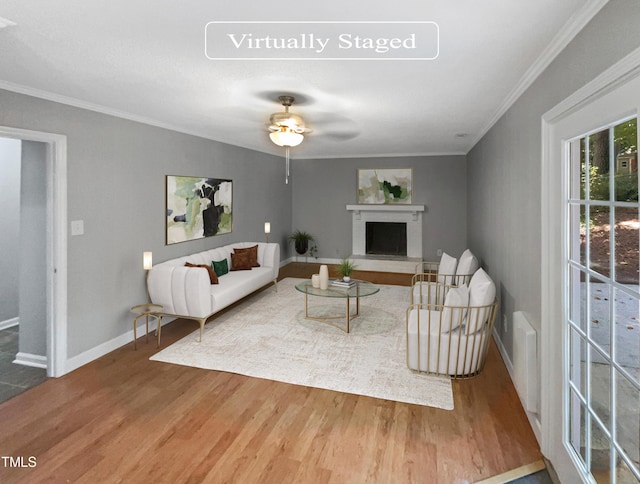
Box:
left=150, top=278, right=453, bottom=410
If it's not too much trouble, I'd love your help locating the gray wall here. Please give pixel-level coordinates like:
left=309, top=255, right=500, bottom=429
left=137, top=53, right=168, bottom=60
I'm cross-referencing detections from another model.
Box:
left=467, top=0, right=640, bottom=372
left=0, top=89, right=291, bottom=358
left=292, top=155, right=467, bottom=261
left=0, top=137, right=21, bottom=325
left=18, top=141, right=47, bottom=356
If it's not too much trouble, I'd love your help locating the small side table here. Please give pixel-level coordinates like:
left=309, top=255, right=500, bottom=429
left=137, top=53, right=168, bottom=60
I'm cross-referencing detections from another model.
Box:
left=130, top=303, right=163, bottom=350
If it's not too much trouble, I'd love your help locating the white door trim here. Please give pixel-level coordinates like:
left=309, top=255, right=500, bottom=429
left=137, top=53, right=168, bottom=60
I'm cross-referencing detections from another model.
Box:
left=541, top=45, right=640, bottom=481
left=0, top=126, right=67, bottom=377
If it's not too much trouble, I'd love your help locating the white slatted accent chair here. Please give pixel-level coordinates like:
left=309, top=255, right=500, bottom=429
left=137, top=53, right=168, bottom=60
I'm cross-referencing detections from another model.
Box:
left=411, top=249, right=480, bottom=305
left=406, top=268, right=498, bottom=379
left=411, top=252, right=457, bottom=305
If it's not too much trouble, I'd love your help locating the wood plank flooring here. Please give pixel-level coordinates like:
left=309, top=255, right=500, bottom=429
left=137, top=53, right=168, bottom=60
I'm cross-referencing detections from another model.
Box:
left=0, top=263, right=542, bottom=483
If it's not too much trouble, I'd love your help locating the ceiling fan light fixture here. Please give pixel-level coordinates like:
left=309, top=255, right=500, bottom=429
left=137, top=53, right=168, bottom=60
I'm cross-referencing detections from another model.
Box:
left=269, top=127, right=304, bottom=147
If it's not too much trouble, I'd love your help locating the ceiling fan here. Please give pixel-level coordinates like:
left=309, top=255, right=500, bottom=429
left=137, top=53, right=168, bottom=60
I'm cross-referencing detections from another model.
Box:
left=267, top=95, right=310, bottom=184
left=265, top=93, right=360, bottom=183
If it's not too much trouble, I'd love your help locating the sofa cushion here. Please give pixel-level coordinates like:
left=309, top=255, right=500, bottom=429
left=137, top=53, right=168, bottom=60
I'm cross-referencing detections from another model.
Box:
left=185, top=262, right=218, bottom=284
left=212, top=258, right=229, bottom=277
left=233, top=245, right=260, bottom=267
left=231, top=251, right=252, bottom=271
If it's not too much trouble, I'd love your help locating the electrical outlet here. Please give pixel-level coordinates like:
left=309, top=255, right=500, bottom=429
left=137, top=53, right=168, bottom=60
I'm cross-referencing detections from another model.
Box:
left=503, top=314, right=508, bottom=333
left=436, top=248, right=443, bottom=257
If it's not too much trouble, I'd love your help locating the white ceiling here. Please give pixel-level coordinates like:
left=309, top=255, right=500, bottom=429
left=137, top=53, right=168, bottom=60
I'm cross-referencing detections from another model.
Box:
left=0, top=0, right=596, bottom=159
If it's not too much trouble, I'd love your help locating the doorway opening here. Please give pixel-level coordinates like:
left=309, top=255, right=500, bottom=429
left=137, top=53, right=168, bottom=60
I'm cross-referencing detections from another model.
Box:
left=0, top=126, right=68, bottom=382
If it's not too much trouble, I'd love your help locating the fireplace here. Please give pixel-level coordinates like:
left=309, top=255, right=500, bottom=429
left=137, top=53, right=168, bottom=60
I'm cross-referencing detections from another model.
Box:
left=366, top=222, right=407, bottom=256
left=346, top=204, right=425, bottom=273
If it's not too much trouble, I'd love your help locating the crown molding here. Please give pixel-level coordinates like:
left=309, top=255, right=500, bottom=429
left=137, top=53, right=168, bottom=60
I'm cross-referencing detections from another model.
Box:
left=293, top=150, right=466, bottom=160
left=467, top=0, right=609, bottom=153
left=0, top=79, right=223, bottom=142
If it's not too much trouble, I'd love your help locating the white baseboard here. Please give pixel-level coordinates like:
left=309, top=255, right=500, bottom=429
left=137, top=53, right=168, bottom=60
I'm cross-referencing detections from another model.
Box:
left=64, top=316, right=175, bottom=374
left=13, top=352, right=47, bottom=369
left=492, top=329, right=542, bottom=445
left=284, top=256, right=339, bottom=265
left=0, top=317, right=19, bottom=331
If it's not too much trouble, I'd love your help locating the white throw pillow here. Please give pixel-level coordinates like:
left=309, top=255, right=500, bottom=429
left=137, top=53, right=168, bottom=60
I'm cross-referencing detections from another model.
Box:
left=456, top=249, right=480, bottom=285
left=467, top=268, right=496, bottom=333
left=440, top=284, right=469, bottom=332
left=437, top=252, right=458, bottom=285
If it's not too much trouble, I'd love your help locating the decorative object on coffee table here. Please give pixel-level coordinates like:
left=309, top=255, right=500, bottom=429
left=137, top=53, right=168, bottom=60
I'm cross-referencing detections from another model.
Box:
left=319, top=264, right=329, bottom=290
left=336, top=258, right=357, bottom=282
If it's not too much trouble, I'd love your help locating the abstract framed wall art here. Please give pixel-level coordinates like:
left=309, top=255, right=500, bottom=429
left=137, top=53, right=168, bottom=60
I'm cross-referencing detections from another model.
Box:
left=166, top=175, right=233, bottom=245
left=357, top=168, right=412, bottom=204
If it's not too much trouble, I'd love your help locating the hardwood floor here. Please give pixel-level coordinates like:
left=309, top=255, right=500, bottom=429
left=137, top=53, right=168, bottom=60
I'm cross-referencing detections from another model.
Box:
left=0, top=264, right=541, bottom=483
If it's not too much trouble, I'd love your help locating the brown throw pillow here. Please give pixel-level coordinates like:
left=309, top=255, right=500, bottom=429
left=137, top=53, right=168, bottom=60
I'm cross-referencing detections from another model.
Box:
left=233, top=245, right=260, bottom=267
left=185, top=262, right=219, bottom=284
left=231, top=251, right=253, bottom=271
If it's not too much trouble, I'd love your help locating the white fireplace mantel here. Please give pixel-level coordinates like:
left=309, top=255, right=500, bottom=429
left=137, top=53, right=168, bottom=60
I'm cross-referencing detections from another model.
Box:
left=346, top=204, right=425, bottom=221
left=346, top=204, right=425, bottom=259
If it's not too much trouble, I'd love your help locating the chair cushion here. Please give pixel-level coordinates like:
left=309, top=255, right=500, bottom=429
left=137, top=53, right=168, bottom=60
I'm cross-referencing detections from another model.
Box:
left=412, top=282, right=448, bottom=305
left=456, top=249, right=480, bottom=284
left=469, top=268, right=495, bottom=306
left=437, top=252, right=457, bottom=284
left=467, top=268, right=496, bottom=332
left=441, top=284, right=469, bottom=332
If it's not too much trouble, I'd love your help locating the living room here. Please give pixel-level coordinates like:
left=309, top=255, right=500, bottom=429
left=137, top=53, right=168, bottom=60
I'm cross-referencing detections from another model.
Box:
left=1, top=1, right=640, bottom=482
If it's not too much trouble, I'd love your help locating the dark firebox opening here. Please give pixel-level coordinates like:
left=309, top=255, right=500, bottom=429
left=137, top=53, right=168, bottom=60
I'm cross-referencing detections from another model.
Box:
left=365, top=222, right=407, bottom=256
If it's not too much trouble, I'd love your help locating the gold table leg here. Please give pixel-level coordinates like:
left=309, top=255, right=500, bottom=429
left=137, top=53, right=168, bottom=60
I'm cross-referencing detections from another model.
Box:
left=133, top=316, right=138, bottom=350
left=303, top=294, right=361, bottom=333
left=155, top=315, right=162, bottom=348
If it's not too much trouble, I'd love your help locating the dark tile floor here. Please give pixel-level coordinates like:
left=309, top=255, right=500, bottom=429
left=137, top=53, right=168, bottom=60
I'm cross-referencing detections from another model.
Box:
left=508, top=469, right=554, bottom=484
left=0, top=326, right=48, bottom=404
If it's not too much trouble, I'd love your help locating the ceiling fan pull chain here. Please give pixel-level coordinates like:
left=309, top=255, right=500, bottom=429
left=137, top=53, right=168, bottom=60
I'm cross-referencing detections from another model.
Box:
left=285, top=146, right=290, bottom=184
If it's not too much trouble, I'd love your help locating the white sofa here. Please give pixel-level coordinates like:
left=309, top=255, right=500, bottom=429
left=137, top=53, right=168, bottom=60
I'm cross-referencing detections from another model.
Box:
left=147, top=242, right=280, bottom=341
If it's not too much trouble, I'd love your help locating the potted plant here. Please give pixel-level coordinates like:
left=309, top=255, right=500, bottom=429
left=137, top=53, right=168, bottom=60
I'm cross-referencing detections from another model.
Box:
left=289, top=230, right=314, bottom=255
left=336, top=258, right=358, bottom=282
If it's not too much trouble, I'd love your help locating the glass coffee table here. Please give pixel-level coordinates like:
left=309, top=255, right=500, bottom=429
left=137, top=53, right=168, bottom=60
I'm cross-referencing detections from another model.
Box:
left=294, top=279, right=380, bottom=333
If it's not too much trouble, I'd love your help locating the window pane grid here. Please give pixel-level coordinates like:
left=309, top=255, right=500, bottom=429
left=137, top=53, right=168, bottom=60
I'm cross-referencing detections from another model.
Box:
left=567, top=261, right=640, bottom=300
left=566, top=116, right=639, bottom=483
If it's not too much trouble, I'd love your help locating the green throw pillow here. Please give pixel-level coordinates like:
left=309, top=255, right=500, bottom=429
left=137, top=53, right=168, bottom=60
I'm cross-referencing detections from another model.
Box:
left=212, top=259, right=229, bottom=277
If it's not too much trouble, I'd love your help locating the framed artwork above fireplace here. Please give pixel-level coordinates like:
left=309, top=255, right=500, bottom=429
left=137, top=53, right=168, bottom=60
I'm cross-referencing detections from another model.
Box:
left=357, top=168, right=412, bottom=204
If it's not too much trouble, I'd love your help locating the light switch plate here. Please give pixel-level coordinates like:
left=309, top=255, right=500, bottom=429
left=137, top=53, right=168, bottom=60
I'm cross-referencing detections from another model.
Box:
left=71, top=220, right=84, bottom=236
